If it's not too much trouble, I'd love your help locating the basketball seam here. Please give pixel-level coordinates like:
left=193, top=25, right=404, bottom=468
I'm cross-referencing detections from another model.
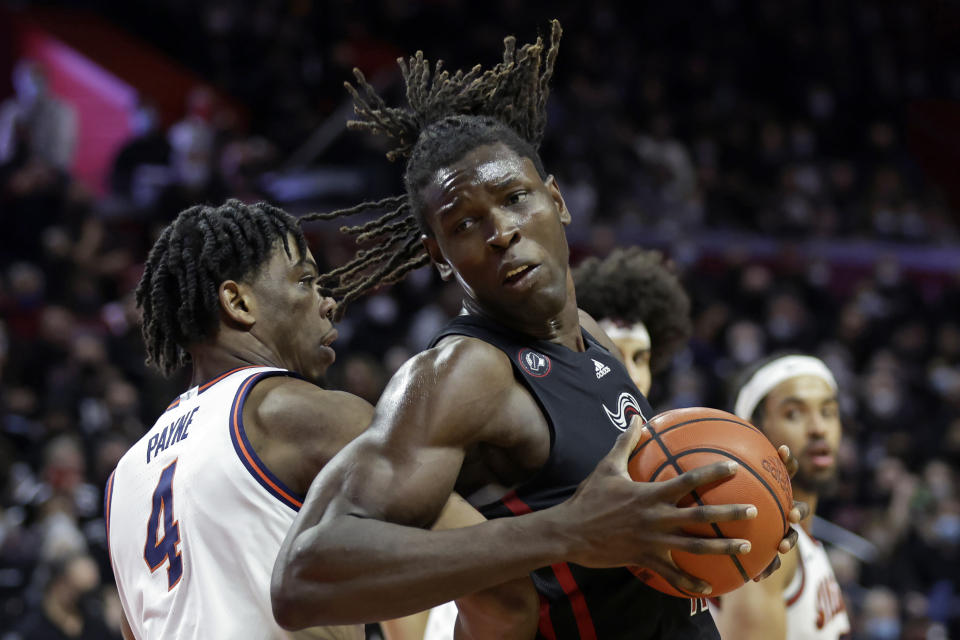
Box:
left=645, top=422, right=780, bottom=593
left=629, top=416, right=761, bottom=462
left=649, top=448, right=788, bottom=531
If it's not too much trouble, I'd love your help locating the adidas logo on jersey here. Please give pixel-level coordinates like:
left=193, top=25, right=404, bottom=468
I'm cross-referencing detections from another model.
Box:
left=593, top=359, right=611, bottom=379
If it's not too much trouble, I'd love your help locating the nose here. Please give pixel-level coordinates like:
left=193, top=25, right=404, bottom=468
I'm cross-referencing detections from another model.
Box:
left=807, top=412, right=828, bottom=438
left=319, top=296, right=336, bottom=320
left=486, top=208, right=519, bottom=250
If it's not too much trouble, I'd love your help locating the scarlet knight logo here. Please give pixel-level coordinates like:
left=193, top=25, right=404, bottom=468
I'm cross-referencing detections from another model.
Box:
left=603, top=392, right=647, bottom=431
left=517, top=348, right=551, bottom=377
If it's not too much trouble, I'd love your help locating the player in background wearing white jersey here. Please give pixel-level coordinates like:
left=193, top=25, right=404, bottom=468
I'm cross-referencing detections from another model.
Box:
left=711, top=354, right=851, bottom=640
left=105, top=200, right=533, bottom=640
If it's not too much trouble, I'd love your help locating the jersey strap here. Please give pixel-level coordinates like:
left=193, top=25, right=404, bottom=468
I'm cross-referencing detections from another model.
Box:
left=228, top=370, right=306, bottom=511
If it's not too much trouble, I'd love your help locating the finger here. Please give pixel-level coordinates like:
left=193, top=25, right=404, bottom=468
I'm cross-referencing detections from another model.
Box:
left=664, top=504, right=758, bottom=527
left=610, top=416, right=647, bottom=472
left=657, top=533, right=753, bottom=556
left=788, top=499, right=810, bottom=524
left=753, top=554, right=782, bottom=581
left=658, top=461, right=738, bottom=499
left=779, top=445, right=799, bottom=478
left=643, top=555, right=714, bottom=595
left=778, top=526, right=799, bottom=554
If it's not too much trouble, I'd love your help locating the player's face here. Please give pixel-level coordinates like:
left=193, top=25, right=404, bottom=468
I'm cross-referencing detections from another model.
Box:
left=599, top=319, right=652, bottom=395
left=759, top=375, right=842, bottom=494
left=248, top=239, right=337, bottom=384
left=420, top=143, right=573, bottom=326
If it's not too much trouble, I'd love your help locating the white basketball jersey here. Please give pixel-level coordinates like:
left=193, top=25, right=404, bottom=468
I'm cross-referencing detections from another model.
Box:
left=423, top=601, right=457, bottom=640
left=782, top=525, right=850, bottom=640
left=106, top=366, right=361, bottom=640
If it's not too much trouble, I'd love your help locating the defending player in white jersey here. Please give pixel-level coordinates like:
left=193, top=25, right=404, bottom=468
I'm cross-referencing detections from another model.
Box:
left=711, top=354, right=851, bottom=640
left=105, top=200, right=370, bottom=640
left=106, top=200, right=535, bottom=640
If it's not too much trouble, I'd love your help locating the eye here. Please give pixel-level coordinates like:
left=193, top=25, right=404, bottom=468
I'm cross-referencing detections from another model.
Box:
left=299, top=275, right=317, bottom=287
left=784, top=408, right=800, bottom=421
left=454, top=217, right=476, bottom=233
left=506, top=191, right=528, bottom=205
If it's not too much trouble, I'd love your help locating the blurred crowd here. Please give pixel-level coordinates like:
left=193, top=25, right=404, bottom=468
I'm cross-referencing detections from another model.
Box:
left=1, top=0, right=959, bottom=638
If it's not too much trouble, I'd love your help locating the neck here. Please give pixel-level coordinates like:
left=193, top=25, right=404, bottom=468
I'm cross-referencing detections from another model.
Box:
left=463, top=273, right=585, bottom=350
left=187, top=338, right=286, bottom=388
left=793, top=487, right=818, bottom=535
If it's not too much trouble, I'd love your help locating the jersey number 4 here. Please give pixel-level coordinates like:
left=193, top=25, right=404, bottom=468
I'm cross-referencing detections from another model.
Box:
left=144, top=459, right=183, bottom=590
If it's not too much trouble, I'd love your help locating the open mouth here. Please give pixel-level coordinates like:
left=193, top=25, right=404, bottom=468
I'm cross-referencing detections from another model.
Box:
left=804, top=442, right=834, bottom=467
left=503, top=264, right=538, bottom=285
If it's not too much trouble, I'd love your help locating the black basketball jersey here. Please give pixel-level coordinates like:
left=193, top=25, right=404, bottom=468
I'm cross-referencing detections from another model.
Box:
left=430, top=314, right=719, bottom=640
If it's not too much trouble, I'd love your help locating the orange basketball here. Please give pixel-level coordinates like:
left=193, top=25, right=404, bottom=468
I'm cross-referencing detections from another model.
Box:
left=627, top=407, right=793, bottom=598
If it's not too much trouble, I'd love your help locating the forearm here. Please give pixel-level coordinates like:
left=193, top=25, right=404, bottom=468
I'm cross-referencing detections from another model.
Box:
left=272, top=510, right=564, bottom=629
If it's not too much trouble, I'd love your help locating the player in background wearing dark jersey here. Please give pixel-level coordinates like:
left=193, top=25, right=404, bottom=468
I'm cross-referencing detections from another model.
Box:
left=272, top=21, right=808, bottom=639
left=711, top=354, right=851, bottom=639
left=572, top=247, right=692, bottom=396
left=109, top=200, right=529, bottom=639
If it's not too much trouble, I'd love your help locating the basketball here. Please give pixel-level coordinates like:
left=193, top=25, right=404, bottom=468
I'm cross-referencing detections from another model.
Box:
left=627, top=407, right=793, bottom=598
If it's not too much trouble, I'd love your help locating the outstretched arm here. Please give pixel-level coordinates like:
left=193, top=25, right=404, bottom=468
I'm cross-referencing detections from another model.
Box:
left=271, top=340, right=759, bottom=629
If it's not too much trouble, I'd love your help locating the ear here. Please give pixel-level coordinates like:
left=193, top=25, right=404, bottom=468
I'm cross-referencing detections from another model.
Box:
left=219, top=280, right=257, bottom=329
left=544, top=175, right=571, bottom=226
left=421, top=234, right=454, bottom=281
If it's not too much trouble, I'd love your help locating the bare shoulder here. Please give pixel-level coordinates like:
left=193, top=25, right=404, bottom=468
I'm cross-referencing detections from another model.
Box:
left=249, top=375, right=374, bottom=441
left=242, top=375, right=375, bottom=493
left=373, top=334, right=520, bottom=447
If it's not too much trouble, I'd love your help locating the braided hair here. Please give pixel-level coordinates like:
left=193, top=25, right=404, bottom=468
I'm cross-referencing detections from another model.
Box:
left=136, top=199, right=306, bottom=376
left=303, top=20, right=562, bottom=319
left=573, top=248, right=692, bottom=373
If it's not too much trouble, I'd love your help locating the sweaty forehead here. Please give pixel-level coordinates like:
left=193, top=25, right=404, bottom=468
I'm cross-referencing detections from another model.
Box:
left=427, top=144, right=536, bottom=201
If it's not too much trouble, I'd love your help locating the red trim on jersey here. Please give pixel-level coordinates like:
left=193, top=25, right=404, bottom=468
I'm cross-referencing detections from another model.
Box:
left=499, top=490, right=598, bottom=640
left=551, top=563, right=598, bottom=640
left=539, top=594, right=558, bottom=640
left=501, top=490, right=533, bottom=516
left=785, top=546, right=806, bottom=606
left=165, top=366, right=261, bottom=411
left=231, top=375, right=304, bottom=509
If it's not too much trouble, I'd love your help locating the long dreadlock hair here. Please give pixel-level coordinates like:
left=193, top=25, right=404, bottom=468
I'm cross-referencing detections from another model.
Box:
left=136, top=199, right=306, bottom=376
left=303, top=20, right=562, bottom=319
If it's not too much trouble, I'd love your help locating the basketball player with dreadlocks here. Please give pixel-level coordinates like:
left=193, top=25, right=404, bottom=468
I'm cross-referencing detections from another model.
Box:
left=403, top=248, right=694, bottom=640
left=572, top=247, right=692, bottom=396
left=273, top=21, right=807, bottom=639
left=106, top=201, right=536, bottom=640
left=105, top=200, right=367, bottom=640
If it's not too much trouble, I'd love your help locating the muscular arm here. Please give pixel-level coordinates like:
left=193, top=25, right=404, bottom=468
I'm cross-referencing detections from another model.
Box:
left=272, top=338, right=759, bottom=629
left=272, top=339, right=563, bottom=628
left=713, top=543, right=797, bottom=640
